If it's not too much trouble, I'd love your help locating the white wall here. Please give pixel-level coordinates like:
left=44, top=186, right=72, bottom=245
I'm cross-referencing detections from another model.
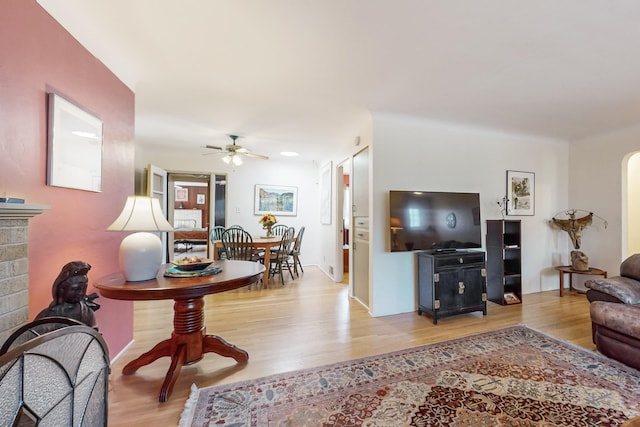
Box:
left=368, top=113, right=569, bottom=317
left=569, top=125, right=640, bottom=276
left=135, top=145, right=324, bottom=270
left=135, top=110, right=581, bottom=320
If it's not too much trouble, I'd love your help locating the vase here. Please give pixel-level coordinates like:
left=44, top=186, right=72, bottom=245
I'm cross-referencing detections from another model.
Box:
left=266, top=225, right=273, bottom=237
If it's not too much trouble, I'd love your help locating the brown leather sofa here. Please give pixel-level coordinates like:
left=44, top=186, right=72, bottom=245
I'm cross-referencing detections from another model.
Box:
left=589, top=301, right=640, bottom=370
left=585, top=254, right=640, bottom=370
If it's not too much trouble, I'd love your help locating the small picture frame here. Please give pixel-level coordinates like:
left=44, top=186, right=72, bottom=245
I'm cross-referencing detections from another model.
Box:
left=506, top=170, right=535, bottom=216
left=196, top=194, right=205, bottom=204
left=504, top=292, right=521, bottom=305
left=175, top=188, right=188, bottom=202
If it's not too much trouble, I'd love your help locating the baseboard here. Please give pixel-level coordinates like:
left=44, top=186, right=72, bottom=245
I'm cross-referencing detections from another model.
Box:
left=109, top=338, right=135, bottom=364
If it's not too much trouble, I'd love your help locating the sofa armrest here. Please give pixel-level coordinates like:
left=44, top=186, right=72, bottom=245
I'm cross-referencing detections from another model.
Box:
left=590, top=301, right=640, bottom=339
left=585, top=276, right=640, bottom=304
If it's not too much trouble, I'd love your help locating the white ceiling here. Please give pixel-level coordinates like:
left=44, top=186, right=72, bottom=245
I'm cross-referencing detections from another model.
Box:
left=37, top=0, right=640, bottom=162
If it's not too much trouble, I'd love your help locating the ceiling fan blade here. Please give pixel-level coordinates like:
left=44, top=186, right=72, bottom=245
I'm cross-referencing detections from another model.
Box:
left=205, top=144, right=224, bottom=150
left=244, top=152, right=269, bottom=160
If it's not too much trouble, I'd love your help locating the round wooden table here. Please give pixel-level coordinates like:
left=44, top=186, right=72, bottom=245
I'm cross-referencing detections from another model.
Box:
left=554, top=265, right=607, bottom=297
left=95, top=260, right=265, bottom=402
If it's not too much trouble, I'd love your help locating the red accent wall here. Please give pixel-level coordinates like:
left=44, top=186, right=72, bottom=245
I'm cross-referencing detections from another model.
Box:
left=1, top=0, right=135, bottom=355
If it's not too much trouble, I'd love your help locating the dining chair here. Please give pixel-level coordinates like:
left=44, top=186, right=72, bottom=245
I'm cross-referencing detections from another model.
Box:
left=263, top=226, right=295, bottom=286
left=221, top=228, right=260, bottom=262
left=227, top=224, right=244, bottom=230
left=289, top=226, right=305, bottom=277
left=210, top=225, right=227, bottom=259
left=267, top=224, right=294, bottom=254
left=270, top=224, right=290, bottom=236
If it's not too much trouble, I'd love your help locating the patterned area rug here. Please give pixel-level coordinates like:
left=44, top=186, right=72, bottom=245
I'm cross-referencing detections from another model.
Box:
left=179, top=325, right=640, bottom=426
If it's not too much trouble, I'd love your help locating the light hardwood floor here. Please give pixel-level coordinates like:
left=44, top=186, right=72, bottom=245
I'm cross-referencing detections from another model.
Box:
left=107, top=265, right=595, bottom=426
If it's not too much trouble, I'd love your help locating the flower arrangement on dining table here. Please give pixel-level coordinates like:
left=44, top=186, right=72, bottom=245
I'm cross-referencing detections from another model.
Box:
left=258, top=213, right=277, bottom=236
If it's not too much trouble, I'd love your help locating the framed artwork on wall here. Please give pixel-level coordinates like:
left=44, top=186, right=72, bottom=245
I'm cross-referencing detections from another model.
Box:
left=175, top=188, right=188, bottom=202
left=254, top=184, right=297, bottom=216
left=197, top=194, right=205, bottom=204
left=46, top=93, right=103, bottom=192
left=506, top=170, right=535, bottom=216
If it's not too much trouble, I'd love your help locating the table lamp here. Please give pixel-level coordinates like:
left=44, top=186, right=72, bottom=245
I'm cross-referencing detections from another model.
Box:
left=107, top=196, right=174, bottom=281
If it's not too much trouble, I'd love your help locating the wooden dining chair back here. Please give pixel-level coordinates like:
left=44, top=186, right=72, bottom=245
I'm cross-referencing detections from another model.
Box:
left=266, top=226, right=296, bottom=285
left=270, top=224, right=290, bottom=237
left=290, top=226, right=306, bottom=277
left=221, top=228, right=259, bottom=261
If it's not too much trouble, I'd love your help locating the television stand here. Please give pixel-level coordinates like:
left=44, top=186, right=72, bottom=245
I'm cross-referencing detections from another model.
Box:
left=417, top=250, right=487, bottom=324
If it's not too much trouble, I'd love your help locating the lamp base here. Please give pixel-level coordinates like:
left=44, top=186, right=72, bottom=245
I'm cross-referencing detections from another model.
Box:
left=119, top=232, right=163, bottom=281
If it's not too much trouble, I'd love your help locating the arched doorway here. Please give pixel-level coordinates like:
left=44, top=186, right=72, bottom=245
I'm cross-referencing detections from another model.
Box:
left=626, top=152, right=640, bottom=255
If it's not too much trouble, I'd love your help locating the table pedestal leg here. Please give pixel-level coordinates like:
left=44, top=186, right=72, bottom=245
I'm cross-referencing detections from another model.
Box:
left=122, top=296, right=249, bottom=402
left=559, top=272, right=565, bottom=297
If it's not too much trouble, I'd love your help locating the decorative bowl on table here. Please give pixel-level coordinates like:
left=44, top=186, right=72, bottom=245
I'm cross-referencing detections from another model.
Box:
left=172, top=257, right=213, bottom=271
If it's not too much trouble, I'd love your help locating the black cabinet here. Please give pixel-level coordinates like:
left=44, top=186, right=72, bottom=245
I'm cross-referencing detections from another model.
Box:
left=417, top=250, right=487, bottom=324
left=486, top=220, right=522, bottom=305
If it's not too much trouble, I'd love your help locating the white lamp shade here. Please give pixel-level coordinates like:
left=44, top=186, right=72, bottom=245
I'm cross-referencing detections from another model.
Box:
left=107, top=196, right=173, bottom=232
left=108, top=196, right=173, bottom=282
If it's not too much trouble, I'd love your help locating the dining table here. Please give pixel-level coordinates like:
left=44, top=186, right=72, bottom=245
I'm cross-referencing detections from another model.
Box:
left=213, top=235, right=283, bottom=282
left=94, top=260, right=265, bottom=402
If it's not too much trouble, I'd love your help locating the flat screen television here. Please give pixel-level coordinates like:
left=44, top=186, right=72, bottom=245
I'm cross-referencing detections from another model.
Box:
left=389, top=191, right=482, bottom=252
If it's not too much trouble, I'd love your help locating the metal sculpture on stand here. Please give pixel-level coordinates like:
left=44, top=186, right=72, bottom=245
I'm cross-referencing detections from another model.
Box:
left=550, top=209, right=607, bottom=271
left=35, top=260, right=100, bottom=329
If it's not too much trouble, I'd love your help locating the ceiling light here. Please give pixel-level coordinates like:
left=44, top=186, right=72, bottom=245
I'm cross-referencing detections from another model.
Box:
left=222, top=155, right=231, bottom=164
left=280, top=151, right=299, bottom=157
left=232, top=155, right=243, bottom=166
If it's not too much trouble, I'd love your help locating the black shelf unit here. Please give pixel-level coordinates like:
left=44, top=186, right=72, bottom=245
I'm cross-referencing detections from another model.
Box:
left=486, top=220, right=522, bottom=305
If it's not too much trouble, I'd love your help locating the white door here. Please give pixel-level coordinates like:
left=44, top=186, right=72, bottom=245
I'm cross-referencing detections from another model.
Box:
left=352, top=147, right=369, bottom=307
left=147, top=164, right=170, bottom=262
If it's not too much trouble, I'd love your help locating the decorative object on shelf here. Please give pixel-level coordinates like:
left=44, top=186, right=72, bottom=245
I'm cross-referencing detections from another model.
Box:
left=47, top=93, right=103, bottom=192
left=496, top=196, right=508, bottom=218
left=203, top=134, right=269, bottom=166
left=503, top=291, right=521, bottom=305
left=254, top=184, right=298, bottom=216
left=506, top=170, right=535, bottom=216
left=549, top=209, right=608, bottom=271
left=107, top=196, right=174, bottom=281
left=35, top=260, right=100, bottom=329
left=258, top=213, right=277, bottom=237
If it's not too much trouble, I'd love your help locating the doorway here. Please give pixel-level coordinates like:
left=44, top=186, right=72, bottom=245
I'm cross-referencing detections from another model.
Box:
left=336, top=160, right=351, bottom=284
left=167, top=172, right=226, bottom=261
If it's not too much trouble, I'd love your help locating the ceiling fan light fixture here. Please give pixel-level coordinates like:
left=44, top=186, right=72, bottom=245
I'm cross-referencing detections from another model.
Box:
left=280, top=151, right=299, bottom=157
left=222, top=155, right=231, bottom=164
left=232, top=155, right=243, bottom=166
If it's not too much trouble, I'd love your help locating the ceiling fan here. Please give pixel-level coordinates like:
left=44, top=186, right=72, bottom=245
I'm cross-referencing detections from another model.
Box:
left=203, top=135, right=269, bottom=166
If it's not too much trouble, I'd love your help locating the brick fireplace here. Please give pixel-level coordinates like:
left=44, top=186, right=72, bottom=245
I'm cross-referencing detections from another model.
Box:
left=0, top=203, right=48, bottom=344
